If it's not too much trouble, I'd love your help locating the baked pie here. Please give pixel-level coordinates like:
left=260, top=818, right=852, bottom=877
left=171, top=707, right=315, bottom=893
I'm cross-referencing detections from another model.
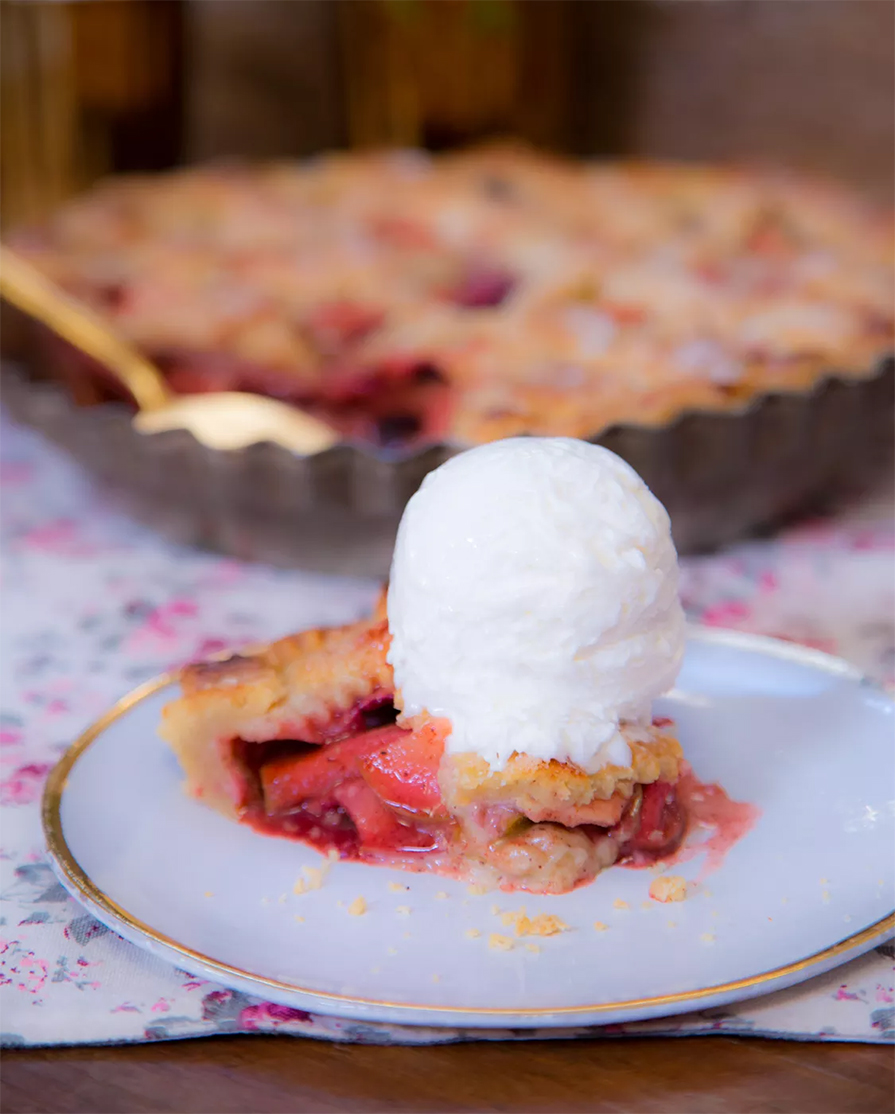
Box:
left=14, top=146, right=892, bottom=452
left=160, top=597, right=687, bottom=895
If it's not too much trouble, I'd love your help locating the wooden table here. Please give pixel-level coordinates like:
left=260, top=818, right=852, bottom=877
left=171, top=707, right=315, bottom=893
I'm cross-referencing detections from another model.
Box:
left=3, top=1035, right=893, bottom=1113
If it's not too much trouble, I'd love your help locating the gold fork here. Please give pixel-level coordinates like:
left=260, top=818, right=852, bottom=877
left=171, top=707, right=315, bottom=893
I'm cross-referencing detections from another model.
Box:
left=0, top=245, right=339, bottom=455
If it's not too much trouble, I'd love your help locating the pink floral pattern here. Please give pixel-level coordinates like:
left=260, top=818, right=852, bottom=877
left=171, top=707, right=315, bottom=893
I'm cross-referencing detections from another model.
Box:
left=0, top=412, right=892, bottom=1047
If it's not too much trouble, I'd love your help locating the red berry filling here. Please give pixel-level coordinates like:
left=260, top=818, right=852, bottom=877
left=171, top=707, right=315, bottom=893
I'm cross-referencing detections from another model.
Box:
left=616, top=780, right=687, bottom=865
left=232, top=699, right=687, bottom=869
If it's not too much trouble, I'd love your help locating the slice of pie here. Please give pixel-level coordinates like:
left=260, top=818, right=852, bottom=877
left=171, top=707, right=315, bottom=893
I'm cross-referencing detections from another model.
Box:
left=160, top=596, right=687, bottom=895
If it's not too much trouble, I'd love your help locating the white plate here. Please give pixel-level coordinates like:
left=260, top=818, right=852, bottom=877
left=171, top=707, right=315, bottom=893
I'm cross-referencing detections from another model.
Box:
left=43, top=628, right=895, bottom=1029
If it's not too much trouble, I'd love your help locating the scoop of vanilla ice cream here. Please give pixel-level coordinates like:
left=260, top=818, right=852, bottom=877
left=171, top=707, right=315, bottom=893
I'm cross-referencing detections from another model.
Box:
left=386, top=437, right=685, bottom=772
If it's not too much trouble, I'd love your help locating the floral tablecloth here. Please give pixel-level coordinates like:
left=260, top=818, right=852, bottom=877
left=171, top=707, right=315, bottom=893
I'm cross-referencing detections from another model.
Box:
left=1, top=412, right=893, bottom=1047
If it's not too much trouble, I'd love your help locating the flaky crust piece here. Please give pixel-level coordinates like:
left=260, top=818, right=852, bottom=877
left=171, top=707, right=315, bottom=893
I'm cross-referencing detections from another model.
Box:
left=160, top=603, right=391, bottom=817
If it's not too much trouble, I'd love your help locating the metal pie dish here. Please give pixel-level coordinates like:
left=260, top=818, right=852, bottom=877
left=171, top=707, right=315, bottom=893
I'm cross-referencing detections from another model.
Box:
left=3, top=350, right=892, bottom=576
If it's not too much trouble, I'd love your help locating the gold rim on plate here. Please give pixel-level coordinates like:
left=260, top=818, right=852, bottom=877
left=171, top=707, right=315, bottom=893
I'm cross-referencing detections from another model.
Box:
left=42, top=630, right=895, bottom=1022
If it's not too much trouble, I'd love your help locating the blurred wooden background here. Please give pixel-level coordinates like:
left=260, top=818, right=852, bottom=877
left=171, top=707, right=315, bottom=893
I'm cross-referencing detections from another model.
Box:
left=188, top=0, right=895, bottom=199
left=1, top=0, right=893, bottom=230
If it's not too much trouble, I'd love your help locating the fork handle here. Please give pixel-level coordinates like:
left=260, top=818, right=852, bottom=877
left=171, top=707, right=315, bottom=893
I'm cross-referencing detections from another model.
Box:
left=0, top=245, right=172, bottom=412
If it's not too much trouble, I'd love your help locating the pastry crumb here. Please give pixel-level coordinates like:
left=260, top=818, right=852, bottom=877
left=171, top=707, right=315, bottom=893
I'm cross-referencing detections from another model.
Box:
left=387, top=881, right=405, bottom=893
left=348, top=896, right=367, bottom=917
left=593, top=921, right=608, bottom=932
left=402, top=931, right=412, bottom=940
left=278, top=893, right=288, bottom=904
left=432, top=973, right=441, bottom=983
left=467, top=883, right=489, bottom=895
left=303, top=865, right=327, bottom=889
left=499, top=907, right=568, bottom=937
left=294, top=862, right=330, bottom=895
left=396, top=905, right=411, bottom=916
left=491, top=903, right=502, bottom=916
left=489, top=933, right=515, bottom=951
left=640, top=901, right=654, bottom=911
left=386, top=946, right=398, bottom=956
left=666, top=920, right=677, bottom=929
left=648, top=875, right=687, bottom=904
left=613, top=899, right=629, bottom=910
left=435, top=891, right=448, bottom=900
left=820, top=876, right=829, bottom=885
left=294, top=915, right=305, bottom=924
left=525, top=943, right=540, bottom=954
left=700, top=932, right=716, bottom=945
left=465, top=928, right=481, bottom=939
left=527, top=913, right=569, bottom=937
left=821, top=890, right=831, bottom=903
left=203, top=891, right=214, bottom=898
